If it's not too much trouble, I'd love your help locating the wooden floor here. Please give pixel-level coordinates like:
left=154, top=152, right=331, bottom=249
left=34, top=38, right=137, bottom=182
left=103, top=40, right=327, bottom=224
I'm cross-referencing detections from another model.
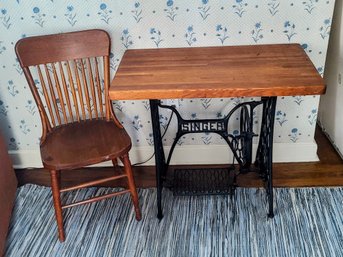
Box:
left=15, top=126, right=343, bottom=188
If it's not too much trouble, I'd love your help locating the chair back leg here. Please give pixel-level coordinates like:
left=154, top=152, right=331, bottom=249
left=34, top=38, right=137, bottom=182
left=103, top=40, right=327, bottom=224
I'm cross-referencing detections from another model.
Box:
left=112, top=158, right=118, bottom=167
left=50, top=170, right=65, bottom=242
left=120, top=154, right=142, bottom=221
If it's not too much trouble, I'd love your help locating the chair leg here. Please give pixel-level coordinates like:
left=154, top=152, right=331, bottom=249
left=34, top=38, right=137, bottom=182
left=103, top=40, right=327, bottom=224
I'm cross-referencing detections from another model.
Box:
left=112, top=158, right=118, bottom=167
left=119, top=154, right=142, bottom=221
left=50, top=170, right=65, bottom=242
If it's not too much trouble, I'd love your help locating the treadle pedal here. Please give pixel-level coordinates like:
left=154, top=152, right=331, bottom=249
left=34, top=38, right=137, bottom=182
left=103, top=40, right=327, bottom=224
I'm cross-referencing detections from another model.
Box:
left=172, top=168, right=236, bottom=196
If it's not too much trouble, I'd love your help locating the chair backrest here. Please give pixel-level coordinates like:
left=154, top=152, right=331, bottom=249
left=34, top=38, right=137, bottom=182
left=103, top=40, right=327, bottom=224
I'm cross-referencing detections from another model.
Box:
left=15, top=29, right=121, bottom=142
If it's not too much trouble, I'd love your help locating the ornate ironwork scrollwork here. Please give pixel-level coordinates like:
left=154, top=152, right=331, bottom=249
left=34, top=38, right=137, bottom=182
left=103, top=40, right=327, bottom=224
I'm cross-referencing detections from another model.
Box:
left=151, top=97, right=277, bottom=219
left=159, top=100, right=262, bottom=172
left=255, top=97, right=277, bottom=217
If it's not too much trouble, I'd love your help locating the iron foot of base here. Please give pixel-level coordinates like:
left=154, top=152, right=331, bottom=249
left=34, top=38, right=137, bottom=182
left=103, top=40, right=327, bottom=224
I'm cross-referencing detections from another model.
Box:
left=268, top=212, right=274, bottom=218
left=157, top=212, right=163, bottom=220
left=229, top=184, right=236, bottom=200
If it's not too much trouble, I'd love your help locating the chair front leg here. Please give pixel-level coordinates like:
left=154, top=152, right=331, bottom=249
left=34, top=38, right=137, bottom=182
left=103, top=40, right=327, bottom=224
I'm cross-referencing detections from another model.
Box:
left=119, top=154, right=142, bottom=221
left=50, top=170, right=65, bottom=242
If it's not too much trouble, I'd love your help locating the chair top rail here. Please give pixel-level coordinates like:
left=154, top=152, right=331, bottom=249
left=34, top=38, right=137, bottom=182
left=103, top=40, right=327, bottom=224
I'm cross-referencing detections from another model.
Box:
left=15, top=29, right=110, bottom=67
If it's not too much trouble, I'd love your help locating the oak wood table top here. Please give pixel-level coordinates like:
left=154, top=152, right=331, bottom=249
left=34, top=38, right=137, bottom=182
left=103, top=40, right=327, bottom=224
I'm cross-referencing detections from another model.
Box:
left=109, top=44, right=325, bottom=100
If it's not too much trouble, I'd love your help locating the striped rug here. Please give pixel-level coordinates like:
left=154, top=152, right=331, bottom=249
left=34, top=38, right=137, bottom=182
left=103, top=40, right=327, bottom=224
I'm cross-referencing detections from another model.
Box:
left=5, top=184, right=343, bottom=257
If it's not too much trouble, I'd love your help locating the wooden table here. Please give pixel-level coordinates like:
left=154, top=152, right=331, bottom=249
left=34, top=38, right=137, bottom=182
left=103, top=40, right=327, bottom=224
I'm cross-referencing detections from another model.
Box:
left=110, top=44, right=325, bottom=219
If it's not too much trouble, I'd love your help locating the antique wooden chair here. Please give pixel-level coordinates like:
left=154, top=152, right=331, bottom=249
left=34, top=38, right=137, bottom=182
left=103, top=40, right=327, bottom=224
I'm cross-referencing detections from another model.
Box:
left=15, top=29, right=141, bottom=242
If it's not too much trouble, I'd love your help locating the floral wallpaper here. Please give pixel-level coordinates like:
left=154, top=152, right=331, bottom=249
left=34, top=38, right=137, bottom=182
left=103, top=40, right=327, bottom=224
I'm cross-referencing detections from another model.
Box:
left=0, top=0, right=335, bottom=162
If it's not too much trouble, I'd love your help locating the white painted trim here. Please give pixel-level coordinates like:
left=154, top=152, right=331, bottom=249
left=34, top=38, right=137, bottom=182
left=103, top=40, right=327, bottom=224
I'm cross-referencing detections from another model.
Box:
left=9, top=150, right=43, bottom=169
left=9, top=142, right=319, bottom=169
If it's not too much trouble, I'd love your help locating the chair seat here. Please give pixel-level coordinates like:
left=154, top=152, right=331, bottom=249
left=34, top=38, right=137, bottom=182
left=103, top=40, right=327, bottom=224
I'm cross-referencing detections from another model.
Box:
left=41, top=119, right=131, bottom=170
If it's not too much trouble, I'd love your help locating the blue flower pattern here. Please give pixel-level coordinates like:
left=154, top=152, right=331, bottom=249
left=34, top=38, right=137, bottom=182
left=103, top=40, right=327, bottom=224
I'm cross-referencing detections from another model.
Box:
left=150, top=28, right=163, bottom=48
left=276, top=110, right=287, bottom=126
left=200, top=98, right=211, bottom=109
left=121, top=29, right=133, bottom=49
left=216, top=25, right=229, bottom=45
left=252, top=110, right=258, bottom=125
left=19, top=120, right=31, bottom=134
left=320, top=19, right=331, bottom=39
left=283, top=21, right=297, bottom=42
left=198, top=0, right=210, bottom=20
left=146, top=133, right=154, bottom=146
left=113, top=101, right=124, bottom=112
left=202, top=133, right=212, bottom=145
left=317, top=66, right=324, bottom=76
left=0, top=9, right=12, bottom=29
left=293, top=96, right=304, bottom=105
left=142, top=101, right=150, bottom=111
left=0, top=1, right=335, bottom=150
left=13, top=58, right=23, bottom=75
left=132, top=115, right=143, bottom=131
left=185, top=26, right=197, bottom=46
left=109, top=54, right=120, bottom=71
left=31, top=7, right=45, bottom=27
left=308, top=109, right=317, bottom=126
left=132, top=2, right=143, bottom=23
left=164, top=0, right=178, bottom=21
left=9, top=137, right=19, bottom=150
left=33, top=79, right=43, bottom=95
left=7, top=80, right=19, bottom=96
left=232, top=0, right=247, bottom=17
left=289, top=128, right=301, bottom=143
left=268, top=0, right=280, bottom=16
left=303, top=0, right=318, bottom=14
left=252, top=22, right=263, bottom=43
left=25, top=100, right=36, bottom=115
left=97, top=3, right=112, bottom=24
left=65, top=5, right=77, bottom=26
left=159, top=114, right=170, bottom=130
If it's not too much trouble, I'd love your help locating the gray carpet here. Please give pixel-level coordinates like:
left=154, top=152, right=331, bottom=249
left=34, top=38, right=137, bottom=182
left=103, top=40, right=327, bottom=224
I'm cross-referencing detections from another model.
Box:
left=5, top=184, right=343, bottom=257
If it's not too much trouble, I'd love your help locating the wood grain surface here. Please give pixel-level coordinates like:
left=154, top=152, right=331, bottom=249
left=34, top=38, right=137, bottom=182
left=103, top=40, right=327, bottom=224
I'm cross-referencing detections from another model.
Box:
left=110, top=44, right=325, bottom=100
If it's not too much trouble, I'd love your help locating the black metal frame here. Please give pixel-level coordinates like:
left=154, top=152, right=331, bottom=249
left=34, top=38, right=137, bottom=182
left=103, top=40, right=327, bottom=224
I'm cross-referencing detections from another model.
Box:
left=150, top=96, right=277, bottom=219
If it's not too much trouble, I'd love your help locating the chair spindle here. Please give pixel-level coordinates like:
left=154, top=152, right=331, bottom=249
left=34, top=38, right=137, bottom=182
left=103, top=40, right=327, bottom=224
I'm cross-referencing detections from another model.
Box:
left=52, top=63, right=68, bottom=124
left=58, top=62, right=74, bottom=123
